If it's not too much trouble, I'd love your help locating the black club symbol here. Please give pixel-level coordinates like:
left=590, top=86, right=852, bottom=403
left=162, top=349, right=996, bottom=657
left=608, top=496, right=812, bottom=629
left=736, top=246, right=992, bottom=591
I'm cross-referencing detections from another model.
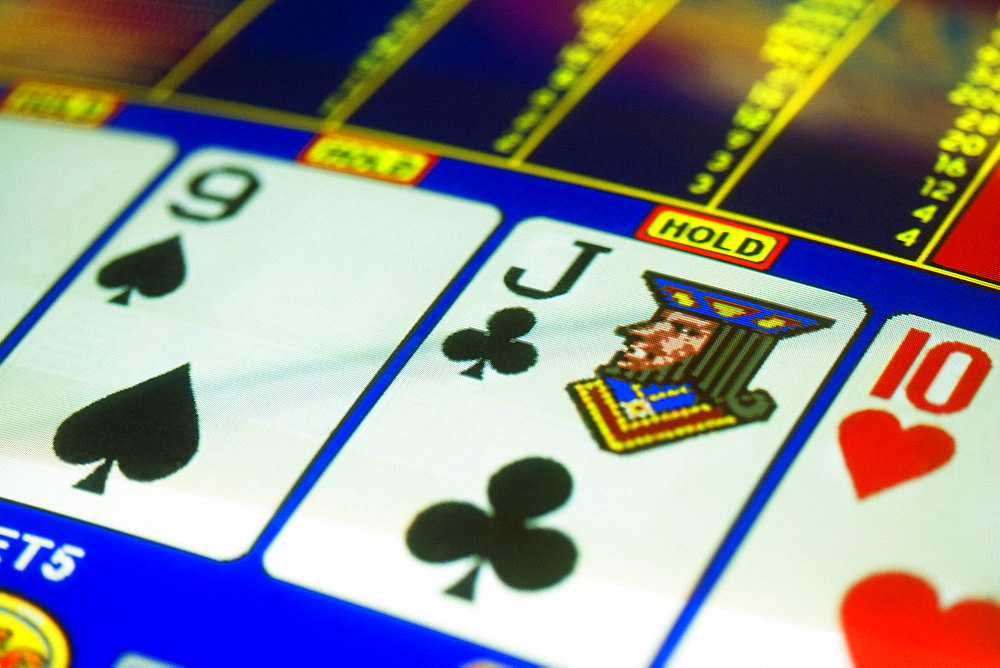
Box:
left=406, top=457, right=577, bottom=602
left=442, top=307, right=538, bottom=379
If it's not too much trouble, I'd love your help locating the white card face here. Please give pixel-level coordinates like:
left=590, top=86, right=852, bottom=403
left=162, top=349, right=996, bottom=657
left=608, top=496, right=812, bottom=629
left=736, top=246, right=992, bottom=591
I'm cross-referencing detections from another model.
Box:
left=264, top=218, right=868, bottom=667
left=0, top=148, right=500, bottom=560
left=0, top=116, right=176, bottom=336
left=672, top=315, right=1000, bottom=667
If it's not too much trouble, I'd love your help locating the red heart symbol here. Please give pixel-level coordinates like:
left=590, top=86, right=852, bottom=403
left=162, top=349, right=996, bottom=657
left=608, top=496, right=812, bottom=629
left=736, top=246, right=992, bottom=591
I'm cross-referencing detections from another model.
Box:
left=841, top=572, right=1000, bottom=667
left=838, top=409, right=954, bottom=499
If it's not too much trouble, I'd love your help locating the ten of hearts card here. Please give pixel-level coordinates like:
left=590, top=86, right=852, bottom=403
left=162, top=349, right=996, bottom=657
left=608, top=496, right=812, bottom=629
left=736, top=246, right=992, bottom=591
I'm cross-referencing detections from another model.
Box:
left=671, top=314, right=999, bottom=667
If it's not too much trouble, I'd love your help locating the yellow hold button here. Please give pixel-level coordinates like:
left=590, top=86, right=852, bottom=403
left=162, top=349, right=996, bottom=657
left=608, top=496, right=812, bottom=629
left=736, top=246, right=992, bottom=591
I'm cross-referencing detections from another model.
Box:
left=299, top=132, right=437, bottom=185
left=1, top=80, right=122, bottom=127
left=636, top=206, right=787, bottom=269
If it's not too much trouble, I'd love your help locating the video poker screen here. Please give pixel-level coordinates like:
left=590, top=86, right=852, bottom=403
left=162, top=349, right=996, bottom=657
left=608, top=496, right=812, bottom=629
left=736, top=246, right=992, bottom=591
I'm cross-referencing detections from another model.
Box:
left=0, top=0, right=998, bottom=666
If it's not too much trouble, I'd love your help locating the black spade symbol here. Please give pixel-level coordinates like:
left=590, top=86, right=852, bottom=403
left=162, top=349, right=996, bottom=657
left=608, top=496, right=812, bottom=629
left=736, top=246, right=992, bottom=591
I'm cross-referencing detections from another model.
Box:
left=97, top=236, right=186, bottom=305
left=53, top=364, right=199, bottom=494
left=406, top=457, right=576, bottom=601
left=442, top=307, right=538, bottom=379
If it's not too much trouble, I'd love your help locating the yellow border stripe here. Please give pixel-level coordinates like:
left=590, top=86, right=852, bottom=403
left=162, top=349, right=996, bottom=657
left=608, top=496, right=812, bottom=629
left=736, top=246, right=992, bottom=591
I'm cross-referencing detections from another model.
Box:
left=149, top=0, right=279, bottom=102
left=706, top=0, right=900, bottom=209
left=322, top=0, right=475, bottom=126
left=165, top=91, right=328, bottom=131
left=916, top=138, right=1000, bottom=263
left=508, top=0, right=680, bottom=165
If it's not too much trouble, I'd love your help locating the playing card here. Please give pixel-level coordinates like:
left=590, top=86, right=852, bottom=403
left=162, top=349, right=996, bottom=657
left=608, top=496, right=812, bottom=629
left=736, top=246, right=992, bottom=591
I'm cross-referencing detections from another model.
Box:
left=0, top=147, right=500, bottom=559
left=671, top=314, right=1000, bottom=667
left=263, top=218, right=867, bottom=666
left=0, top=116, right=176, bottom=337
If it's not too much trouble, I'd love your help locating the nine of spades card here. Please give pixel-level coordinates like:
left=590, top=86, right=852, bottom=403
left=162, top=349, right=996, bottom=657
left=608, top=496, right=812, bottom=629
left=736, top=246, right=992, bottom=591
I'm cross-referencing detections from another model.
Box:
left=0, top=147, right=500, bottom=560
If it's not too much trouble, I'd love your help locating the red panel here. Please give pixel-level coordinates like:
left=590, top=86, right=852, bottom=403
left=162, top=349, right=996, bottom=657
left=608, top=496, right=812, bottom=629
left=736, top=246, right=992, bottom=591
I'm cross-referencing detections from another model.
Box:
left=933, top=171, right=1000, bottom=283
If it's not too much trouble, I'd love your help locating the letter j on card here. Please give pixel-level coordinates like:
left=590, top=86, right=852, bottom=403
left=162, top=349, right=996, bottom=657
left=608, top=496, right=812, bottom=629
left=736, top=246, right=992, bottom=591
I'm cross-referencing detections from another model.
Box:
left=265, top=218, right=867, bottom=667
left=671, top=314, right=1000, bottom=667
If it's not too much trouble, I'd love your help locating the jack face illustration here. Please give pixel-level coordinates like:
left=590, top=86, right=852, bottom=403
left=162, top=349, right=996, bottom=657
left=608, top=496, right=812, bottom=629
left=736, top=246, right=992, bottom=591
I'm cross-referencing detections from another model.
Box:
left=568, top=271, right=835, bottom=454
left=616, top=311, right=718, bottom=372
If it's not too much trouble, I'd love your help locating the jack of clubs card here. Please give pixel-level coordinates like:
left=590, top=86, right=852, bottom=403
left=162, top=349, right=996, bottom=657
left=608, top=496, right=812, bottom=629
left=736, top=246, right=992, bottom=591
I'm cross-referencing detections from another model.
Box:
left=265, top=218, right=867, bottom=667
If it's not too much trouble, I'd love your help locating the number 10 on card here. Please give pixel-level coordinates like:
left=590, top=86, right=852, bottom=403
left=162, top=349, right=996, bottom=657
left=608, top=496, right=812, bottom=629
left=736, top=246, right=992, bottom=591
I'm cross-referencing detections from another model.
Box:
left=871, top=328, right=991, bottom=415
